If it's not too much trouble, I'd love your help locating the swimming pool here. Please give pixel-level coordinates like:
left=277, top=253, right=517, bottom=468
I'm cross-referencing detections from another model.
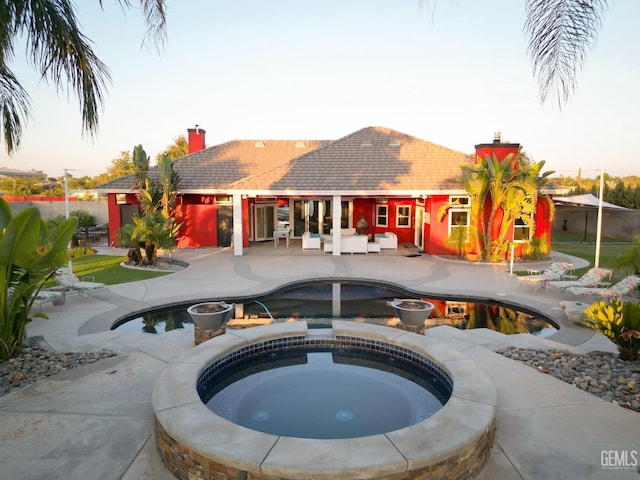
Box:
left=112, top=280, right=557, bottom=336
left=200, top=343, right=451, bottom=439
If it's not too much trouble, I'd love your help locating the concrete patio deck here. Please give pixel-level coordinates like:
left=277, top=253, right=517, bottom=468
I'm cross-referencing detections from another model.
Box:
left=0, top=243, right=638, bottom=479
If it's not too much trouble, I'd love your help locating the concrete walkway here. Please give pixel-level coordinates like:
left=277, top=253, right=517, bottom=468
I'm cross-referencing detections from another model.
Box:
left=1, top=244, right=638, bottom=479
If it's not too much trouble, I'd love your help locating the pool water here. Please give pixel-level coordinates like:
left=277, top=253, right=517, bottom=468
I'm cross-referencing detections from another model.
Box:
left=113, top=308, right=194, bottom=334
left=112, top=281, right=557, bottom=336
left=200, top=348, right=449, bottom=439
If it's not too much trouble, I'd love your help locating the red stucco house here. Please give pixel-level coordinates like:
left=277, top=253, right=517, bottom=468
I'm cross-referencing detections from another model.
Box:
left=97, top=126, right=552, bottom=257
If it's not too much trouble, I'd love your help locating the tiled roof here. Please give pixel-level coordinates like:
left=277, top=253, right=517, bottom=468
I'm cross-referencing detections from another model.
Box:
left=96, top=127, right=471, bottom=193
left=96, top=139, right=330, bottom=191
left=235, top=127, right=471, bottom=192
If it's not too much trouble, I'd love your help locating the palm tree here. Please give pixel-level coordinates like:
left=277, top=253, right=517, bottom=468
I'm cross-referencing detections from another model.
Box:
left=481, top=153, right=520, bottom=260
left=157, top=154, right=181, bottom=220
left=515, top=160, right=556, bottom=238
left=0, top=0, right=167, bottom=154
left=460, top=161, right=489, bottom=257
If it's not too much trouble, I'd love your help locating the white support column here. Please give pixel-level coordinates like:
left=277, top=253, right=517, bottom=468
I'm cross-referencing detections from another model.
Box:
left=332, top=283, right=341, bottom=317
left=233, top=194, right=243, bottom=256
left=595, top=170, right=604, bottom=268
left=332, top=195, right=342, bottom=256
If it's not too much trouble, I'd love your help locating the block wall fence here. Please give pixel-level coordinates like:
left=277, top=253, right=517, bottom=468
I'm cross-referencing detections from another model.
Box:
left=552, top=207, right=640, bottom=241
left=7, top=200, right=109, bottom=225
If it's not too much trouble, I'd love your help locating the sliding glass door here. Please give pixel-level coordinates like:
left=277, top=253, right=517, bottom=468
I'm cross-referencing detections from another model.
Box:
left=292, top=199, right=351, bottom=237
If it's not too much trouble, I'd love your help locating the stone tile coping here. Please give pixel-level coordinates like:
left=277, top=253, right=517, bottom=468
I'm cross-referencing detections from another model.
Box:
left=152, top=321, right=498, bottom=479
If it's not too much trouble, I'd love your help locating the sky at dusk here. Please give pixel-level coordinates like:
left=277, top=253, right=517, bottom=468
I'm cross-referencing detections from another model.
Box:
left=5, top=0, right=640, bottom=180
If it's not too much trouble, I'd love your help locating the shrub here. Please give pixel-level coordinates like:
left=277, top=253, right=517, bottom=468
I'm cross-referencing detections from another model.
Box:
left=0, top=199, right=90, bottom=359
left=46, top=214, right=67, bottom=229
left=522, top=234, right=550, bottom=261
left=583, top=298, right=640, bottom=361
left=70, top=210, right=94, bottom=227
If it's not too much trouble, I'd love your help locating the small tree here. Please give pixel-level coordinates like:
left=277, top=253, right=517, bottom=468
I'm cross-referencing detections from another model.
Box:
left=0, top=199, right=91, bottom=359
left=118, top=211, right=177, bottom=265
left=116, top=148, right=181, bottom=264
left=156, top=135, right=189, bottom=162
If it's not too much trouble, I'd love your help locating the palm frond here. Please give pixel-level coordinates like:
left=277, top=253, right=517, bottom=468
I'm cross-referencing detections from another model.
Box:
left=525, top=0, right=609, bottom=108
left=15, top=0, right=111, bottom=137
left=102, top=0, right=167, bottom=48
left=0, top=64, right=30, bottom=153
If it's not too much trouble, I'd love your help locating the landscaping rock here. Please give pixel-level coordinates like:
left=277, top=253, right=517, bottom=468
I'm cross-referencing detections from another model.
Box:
left=498, top=347, right=640, bottom=413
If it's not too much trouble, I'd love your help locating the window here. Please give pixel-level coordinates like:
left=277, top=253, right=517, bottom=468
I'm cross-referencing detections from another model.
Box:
left=448, top=209, right=469, bottom=235
left=447, top=195, right=470, bottom=236
left=341, top=200, right=351, bottom=229
left=449, top=195, right=469, bottom=206
left=396, top=206, right=411, bottom=227
left=514, top=214, right=532, bottom=241
left=376, top=205, right=388, bottom=227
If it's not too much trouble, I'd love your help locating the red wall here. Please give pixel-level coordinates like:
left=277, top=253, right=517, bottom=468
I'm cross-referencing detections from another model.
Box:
left=3, top=196, right=77, bottom=202
left=107, top=193, right=139, bottom=246
left=242, top=197, right=250, bottom=248
left=536, top=200, right=553, bottom=248
left=352, top=198, right=416, bottom=244
left=107, top=193, right=120, bottom=245
left=424, top=194, right=455, bottom=255
left=175, top=204, right=217, bottom=247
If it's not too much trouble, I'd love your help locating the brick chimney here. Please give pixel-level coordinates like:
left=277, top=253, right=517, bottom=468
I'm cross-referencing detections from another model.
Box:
left=187, top=125, right=206, bottom=153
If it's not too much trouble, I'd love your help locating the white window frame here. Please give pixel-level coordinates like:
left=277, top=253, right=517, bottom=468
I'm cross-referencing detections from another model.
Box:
left=448, top=209, right=470, bottom=235
left=449, top=195, right=470, bottom=206
left=513, top=213, right=532, bottom=241
left=396, top=205, right=411, bottom=228
left=376, top=205, right=388, bottom=227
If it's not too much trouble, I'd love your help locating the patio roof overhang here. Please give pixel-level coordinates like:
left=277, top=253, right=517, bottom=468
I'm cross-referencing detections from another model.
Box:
left=177, top=188, right=469, bottom=197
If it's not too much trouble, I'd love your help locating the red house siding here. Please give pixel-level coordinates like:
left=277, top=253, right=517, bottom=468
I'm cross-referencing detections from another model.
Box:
left=174, top=195, right=249, bottom=248
left=356, top=198, right=417, bottom=244
left=107, top=193, right=139, bottom=246
left=107, top=193, right=120, bottom=245
left=424, top=195, right=455, bottom=255
left=175, top=204, right=217, bottom=248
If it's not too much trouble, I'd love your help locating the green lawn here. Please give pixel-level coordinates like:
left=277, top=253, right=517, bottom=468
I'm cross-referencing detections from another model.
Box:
left=551, top=241, right=632, bottom=283
left=67, top=254, right=171, bottom=285
left=550, top=231, right=621, bottom=244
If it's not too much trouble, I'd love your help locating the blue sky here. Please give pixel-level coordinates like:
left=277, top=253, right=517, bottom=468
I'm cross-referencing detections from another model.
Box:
left=5, top=0, right=640, bottom=179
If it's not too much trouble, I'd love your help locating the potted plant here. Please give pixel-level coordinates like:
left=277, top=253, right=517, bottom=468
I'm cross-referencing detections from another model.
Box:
left=583, top=298, right=640, bottom=361
left=387, top=299, right=435, bottom=327
left=187, top=301, right=234, bottom=330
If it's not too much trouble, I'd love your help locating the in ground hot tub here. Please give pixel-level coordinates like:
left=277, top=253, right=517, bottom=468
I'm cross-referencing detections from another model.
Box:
left=153, top=321, right=497, bottom=480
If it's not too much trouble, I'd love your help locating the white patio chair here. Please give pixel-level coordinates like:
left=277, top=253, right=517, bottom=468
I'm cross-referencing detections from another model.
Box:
left=55, top=267, right=107, bottom=295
